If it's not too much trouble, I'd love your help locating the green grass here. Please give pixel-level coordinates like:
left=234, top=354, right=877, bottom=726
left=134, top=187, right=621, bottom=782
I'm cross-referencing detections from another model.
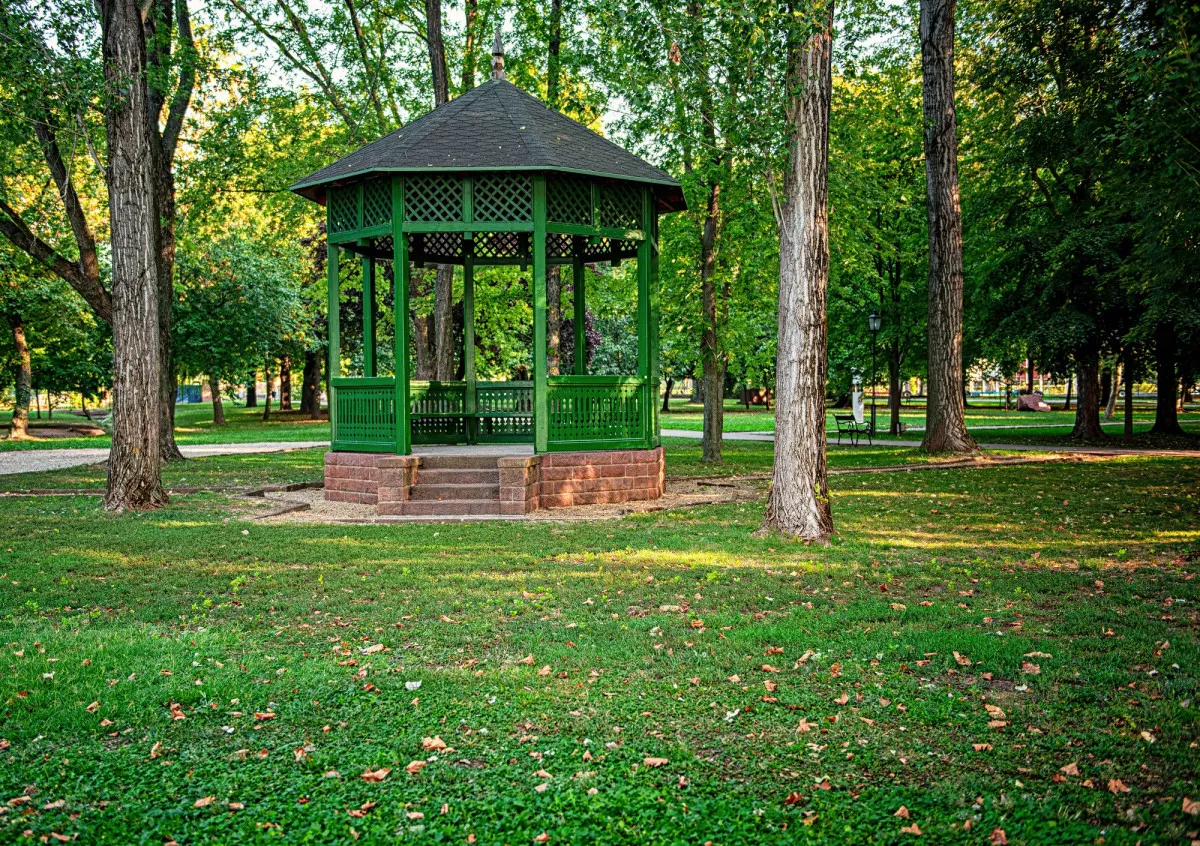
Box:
left=0, top=405, right=331, bottom=451
left=2, top=453, right=1198, bottom=844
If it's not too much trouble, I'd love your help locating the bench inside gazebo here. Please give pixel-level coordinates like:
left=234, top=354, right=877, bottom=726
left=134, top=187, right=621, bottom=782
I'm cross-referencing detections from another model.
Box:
left=291, top=37, right=684, bottom=517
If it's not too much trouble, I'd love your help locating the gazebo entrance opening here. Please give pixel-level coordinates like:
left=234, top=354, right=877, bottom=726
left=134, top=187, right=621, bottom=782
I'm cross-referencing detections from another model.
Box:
left=325, top=172, right=661, bottom=456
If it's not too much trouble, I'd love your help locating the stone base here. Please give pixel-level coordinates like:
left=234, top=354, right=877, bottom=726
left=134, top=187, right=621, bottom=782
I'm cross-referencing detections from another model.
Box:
left=324, top=447, right=664, bottom=516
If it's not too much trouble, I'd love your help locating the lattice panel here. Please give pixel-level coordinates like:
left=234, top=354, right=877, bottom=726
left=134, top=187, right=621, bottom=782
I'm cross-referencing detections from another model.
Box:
left=547, top=233, right=574, bottom=259
left=599, top=183, right=642, bottom=230
left=583, top=237, right=612, bottom=259
left=405, top=174, right=464, bottom=222
left=474, top=231, right=523, bottom=260
left=330, top=186, right=359, bottom=233
left=333, top=382, right=395, bottom=446
left=416, top=232, right=465, bottom=262
left=473, top=174, right=533, bottom=223
left=548, top=177, right=592, bottom=225
left=362, top=179, right=392, bottom=228
left=547, top=380, right=645, bottom=444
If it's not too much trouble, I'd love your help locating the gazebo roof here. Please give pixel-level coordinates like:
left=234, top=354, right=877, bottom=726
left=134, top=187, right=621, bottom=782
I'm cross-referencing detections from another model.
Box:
left=290, top=78, right=685, bottom=212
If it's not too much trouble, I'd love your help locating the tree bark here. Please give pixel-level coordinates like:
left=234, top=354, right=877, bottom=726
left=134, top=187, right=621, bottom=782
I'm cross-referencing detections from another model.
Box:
left=460, top=0, right=479, bottom=89
left=209, top=375, right=225, bottom=425
left=1071, top=353, right=1104, bottom=439
left=1104, top=363, right=1120, bottom=420
left=919, top=0, right=977, bottom=454
left=100, top=0, right=167, bottom=510
left=762, top=1, right=835, bottom=542
left=1124, top=356, right=1135, bottom=443
left=262, top=356, right=273, bottom=422
left=662, top=377, right=674, bottom=413
left=6, top=313, right=31, bottom=439
left=422, top=0, right=455, bottom=381
left=301, top=349, right=320, bottom=416
left=700, top=179, right=723, bottom=463
left=547, top=265, right=562, bottom=375
left=414, top=312, right=435, bottom=380
left=1063, top=373, right=1073, bottom=410
left=279, top=354, right=292, bottom=410
left=245, top=378, right=257, bottom=407
left=1151, top=321, right=1183, bottom=434
left=888, top=352, right=902, bottom=434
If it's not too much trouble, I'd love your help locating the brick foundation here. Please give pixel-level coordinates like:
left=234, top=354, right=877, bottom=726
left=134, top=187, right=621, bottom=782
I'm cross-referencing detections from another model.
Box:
left=324, top=447, right=664, bottom=515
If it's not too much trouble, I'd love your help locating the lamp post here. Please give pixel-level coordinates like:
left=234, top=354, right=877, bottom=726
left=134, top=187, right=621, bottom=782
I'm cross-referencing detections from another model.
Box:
left=868, top=311, right=881, bottom=435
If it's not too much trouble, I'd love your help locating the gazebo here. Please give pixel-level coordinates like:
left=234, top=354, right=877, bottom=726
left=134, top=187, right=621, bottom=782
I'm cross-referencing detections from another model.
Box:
left=291, top=38, right=685, bottom=517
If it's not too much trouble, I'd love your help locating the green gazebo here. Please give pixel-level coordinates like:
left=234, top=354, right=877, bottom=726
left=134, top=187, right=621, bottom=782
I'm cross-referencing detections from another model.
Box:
left=291, top=40, right=685, bottom=460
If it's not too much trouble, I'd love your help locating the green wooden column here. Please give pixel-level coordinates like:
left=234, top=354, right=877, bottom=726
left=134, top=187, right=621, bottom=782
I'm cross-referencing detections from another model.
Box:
left=649, top=202, right=661, bottom=447
left=636, top=187, right=653, bottom=448
left=532, top=175, right=549, bottom=453
left=572, top=247, right=586, bottom=375
left=391, top=176, right=412, bottom=455
left=362, top=251, right=377, bottom=377
left=327, top=239, right=340, bottom=440
left=463, top=236, right=477, bottom=444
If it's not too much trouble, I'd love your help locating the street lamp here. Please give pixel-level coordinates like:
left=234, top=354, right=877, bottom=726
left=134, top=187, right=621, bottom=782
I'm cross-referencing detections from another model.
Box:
left=867, top=311, right=881, bottom=435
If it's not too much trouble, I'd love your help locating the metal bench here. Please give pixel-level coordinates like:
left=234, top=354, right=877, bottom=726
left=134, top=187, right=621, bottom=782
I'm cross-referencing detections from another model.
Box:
left=833, top=413, right=872, bottom=446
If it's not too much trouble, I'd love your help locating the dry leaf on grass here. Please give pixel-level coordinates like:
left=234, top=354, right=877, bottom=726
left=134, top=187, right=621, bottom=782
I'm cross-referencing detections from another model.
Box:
left=361, top=768, right=391, bottom=782
left=643, top=757, right=669, bottom=767
left=422, top=736, right=447, bottom=751
left=900, top=823, right=922, bottom=835
left=405, top=760, right=427, bottom=775
left=1060, top=762, right=1079, bottom=776
left=193, top=796, right=215, bottom=808
left=1108, top=778, right=1130, bottom=794
left=990, top=828, right=1008, bottom=845
left=894, top=806, right=910, bottom=819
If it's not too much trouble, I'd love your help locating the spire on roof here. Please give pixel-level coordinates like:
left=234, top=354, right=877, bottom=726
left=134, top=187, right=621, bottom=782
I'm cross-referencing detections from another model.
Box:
left=491, top=29, right=506, bottom=80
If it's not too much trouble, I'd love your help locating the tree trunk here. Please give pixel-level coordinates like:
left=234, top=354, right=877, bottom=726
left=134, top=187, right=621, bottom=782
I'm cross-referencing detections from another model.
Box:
left=1025, top=357, right=1034, bottom=395
left=662, top=377, right=674, bottom=412
left=762, top=2, right=835, bottom=542
left=700, top=179, right=723, bottom=463
left=209, top=375, right=225, bottom=425
left=1071, top=354, right=1104, bottom=439
left=1124, top=356, right=1135, bottom=443
left=280, top=355, right=292, bottom=410
left=460, top=0, right=479, bottom=89
left=101, top=0, right=167, bottom=510
left=245, top=378, right=257, bottom=407
left=547, top=265, right=562, bottom=375
left=1062, top=374, right=1072, bottom=410
left=301, top=349, right=320, bottom=417
left=1105, top=363, right=1120, bottom=420
left=414, top=312, right=435, bottom=379
left=1151, top=321, right=1183, bottom=434
left=888, top=351, right=902, bottom=435
left=919, top=0, right=977, bottom=454
left=1099, top=367, right=1111, bottom=408
left=422, top=0, right=455, bottom=382
left=262, top=356, right=273, bottom=422
left=6, top=313, right=31, bottom=439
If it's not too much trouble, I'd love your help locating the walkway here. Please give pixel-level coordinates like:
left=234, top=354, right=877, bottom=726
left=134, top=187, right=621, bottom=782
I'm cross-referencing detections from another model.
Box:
left=0, top=441, right=330, bottom=475
left=661, top=429, right=1198, bottom=457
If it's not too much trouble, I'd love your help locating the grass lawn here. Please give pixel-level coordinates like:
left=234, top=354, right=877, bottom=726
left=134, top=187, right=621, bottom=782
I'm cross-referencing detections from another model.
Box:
left=2, top=452, right=1199, bottom=844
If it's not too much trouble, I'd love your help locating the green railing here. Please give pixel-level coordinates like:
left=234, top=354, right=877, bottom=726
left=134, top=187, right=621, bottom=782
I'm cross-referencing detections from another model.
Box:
left=331, top=377, right=397, bottom=452
left=410, top=380, right=534, bottom=444
left=546, top=375, right=649, bottom=450
left=476, top=381, right=533, bottom=443
left=411, top=380, right=467, bottom=444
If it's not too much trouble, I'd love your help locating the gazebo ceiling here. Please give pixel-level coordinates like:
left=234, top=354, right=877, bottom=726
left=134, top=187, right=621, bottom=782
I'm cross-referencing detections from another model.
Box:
left=290, top=78, right=686, bottom=213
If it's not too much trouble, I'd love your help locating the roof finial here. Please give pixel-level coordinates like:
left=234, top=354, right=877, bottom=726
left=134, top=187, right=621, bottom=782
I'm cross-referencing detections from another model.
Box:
left=491, top=28, right=506, bottom=80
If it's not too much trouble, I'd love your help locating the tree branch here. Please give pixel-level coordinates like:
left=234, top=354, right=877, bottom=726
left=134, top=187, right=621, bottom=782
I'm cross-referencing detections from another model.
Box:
left=162, top=0, right=196, bottom=159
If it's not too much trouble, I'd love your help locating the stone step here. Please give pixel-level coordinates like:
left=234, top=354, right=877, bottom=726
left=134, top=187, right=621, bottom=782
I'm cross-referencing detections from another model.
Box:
left=378, top=499, right=502, bottom=517
left=419, top=454, right=504, bottom=471
left=416, top=468, right=500, bottom=486
left=408, top=483, right=499, bottom=501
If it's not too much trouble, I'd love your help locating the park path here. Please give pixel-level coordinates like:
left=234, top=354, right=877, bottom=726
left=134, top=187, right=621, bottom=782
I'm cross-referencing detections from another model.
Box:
left=661, top=429, right=1199, bottom=457
left=0, top=441, right=330, bottom=475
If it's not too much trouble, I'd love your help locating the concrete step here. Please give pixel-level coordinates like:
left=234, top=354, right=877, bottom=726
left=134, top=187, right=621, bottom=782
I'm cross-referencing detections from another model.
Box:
left=416, top=468, right=500, bottom=486
left=419, top=455, right=503, bottom=471
left=379, top=499, right=501, bottom=517
left=409, top=483, right=499, bottom=501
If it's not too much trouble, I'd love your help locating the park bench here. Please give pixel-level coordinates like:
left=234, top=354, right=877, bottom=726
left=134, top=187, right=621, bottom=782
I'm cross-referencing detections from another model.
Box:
left=833, top=413, right=872, bottom=446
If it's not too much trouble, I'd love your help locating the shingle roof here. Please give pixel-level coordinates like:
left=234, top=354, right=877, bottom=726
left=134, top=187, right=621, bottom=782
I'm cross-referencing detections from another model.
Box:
left=290, top=79, right=685, bottom=212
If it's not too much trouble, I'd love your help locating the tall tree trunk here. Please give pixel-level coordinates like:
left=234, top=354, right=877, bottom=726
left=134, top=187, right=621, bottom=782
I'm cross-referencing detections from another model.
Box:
left=888, top=350, right=902, bottom=435
left=279, top=354, right=292, bottom=410
left=1025, top=358, right=1034, bottom=393
left=700, top=181, right=723, bottom=463
left=1099, top=367, right=1111, bottom=408
left=301, top=349, right=320, bottom=416
left=1071, top=353, right=1104, bottom=439
left=423, top=0, right=455, bottom=381
left=460, top=0, right=479, bottom=89
left=662, top=377, right=674, bottom=412
left=763, top=1, right=835, bottom=541
left=547, top=265, right=562, bottom=375
left=245, top=378, right=257, bottom=407
left=1062, top=374, right=1072, bottom=410
left=6, top=313, right=31, bottom=439
left=414, top=312, right=435, bottom=379
left=262, top=356, right=273, bottom=422
left=101, top=0, right=167, bottom=510
left=919, top=0, right=977, bottom=453
left=1104, top=362, right=1120, bottom=420
left=1123, top=356, right=1135, bottom=443
left=1151, top=321, right=1183, bottom=434
left=209, top=375, right=225, bottom=425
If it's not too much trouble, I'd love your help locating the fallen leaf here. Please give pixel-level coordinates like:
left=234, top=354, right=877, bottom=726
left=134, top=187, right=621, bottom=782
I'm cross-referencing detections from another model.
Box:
left=533, top=833, right=550, bottom=843
left=360, top=643, right=385, bottom=655
left=783, top=791, right=804, bottom=805
left=984, top=704, right=1006, bottom=720
left=973, top=743, right=993, bottom=752
left=405, top=760, right=427, bottom=775
left=643, top=757, right=669, bottom=767
left=422, top=736, right=447, bottom=751
left=953, top=651, right=972, bottom=666
left=86, top=701, right=99, bottom=713
left=1182, top=797, right=1200, bottom=815
left=900, top=823, right=922, bottom=835
left=894, top=806, right=910, bottom=819
left=1060, top=762, right=1079, bottom=776
left=150, top=741, right=163, bottom=759
left=990, top=828, right=1008, bottom=845
left=228, top=802, right=245, bottom=811
left=194, top=796, right=215, bottom=808
left=1021, top=662, right=1040, bottom=675
left=796, top=718, right=814, bottom=733
left=1108, top=778, right=1130, bottom=794
left=361, top=768, right=391, bottom=782
left=834, top=693, right=849, bottom=705
left=407, top=811, right=425, bottom=820
left=518, top=655, right=535, bottom=665
left=254, top=711, right=276, bottom=721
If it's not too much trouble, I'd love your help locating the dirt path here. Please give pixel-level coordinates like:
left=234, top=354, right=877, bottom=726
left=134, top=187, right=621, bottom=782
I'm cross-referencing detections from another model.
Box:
left=0, top=441, right=329, bottom=476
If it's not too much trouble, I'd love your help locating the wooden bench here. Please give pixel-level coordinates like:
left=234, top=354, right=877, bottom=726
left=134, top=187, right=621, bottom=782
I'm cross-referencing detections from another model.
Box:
left=833, top=413, right=872, bottom=446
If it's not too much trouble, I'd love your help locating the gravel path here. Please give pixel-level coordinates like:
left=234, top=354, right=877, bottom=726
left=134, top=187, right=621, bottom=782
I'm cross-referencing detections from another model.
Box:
left=0, top=441, right=330, bottom=476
